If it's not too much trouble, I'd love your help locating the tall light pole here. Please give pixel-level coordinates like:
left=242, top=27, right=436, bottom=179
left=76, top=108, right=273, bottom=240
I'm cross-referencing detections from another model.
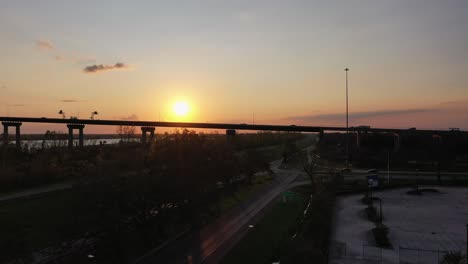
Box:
left=91, top=111, right=98, bottom=120
left=345, top=68, right=349, bottom=168
left=58, top=110, right=66, bottom=119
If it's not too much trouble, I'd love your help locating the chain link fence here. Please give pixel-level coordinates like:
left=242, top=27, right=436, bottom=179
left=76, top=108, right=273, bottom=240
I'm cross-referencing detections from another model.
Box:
left=330, top=241, right=382, bottom=264
left=330, top=241, right=465, bottom=264
left=399, top=246, right=449, bottom=264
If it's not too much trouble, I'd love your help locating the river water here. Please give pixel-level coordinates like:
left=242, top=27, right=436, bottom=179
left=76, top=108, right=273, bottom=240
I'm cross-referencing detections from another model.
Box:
left=8, top=138, right=138, bottom=148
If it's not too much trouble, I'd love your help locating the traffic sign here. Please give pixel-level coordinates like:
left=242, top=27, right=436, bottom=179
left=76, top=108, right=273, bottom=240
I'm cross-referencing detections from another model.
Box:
left=367, top=174, right=379, bottom=188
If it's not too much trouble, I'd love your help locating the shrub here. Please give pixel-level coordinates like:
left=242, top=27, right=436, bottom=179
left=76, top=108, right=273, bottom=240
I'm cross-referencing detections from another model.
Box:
left=372, top=223, right=390, bottom=248
left=361, top=192, right=372, bottom=205
left=365, top=205, right=379, bottom=222
left=440, top=251, right=467, bottom=264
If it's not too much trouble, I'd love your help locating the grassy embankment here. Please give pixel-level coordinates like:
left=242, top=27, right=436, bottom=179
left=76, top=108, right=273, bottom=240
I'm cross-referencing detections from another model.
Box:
left=221, top=147, right=337, bottom=264
left=217, top=134, right=316, bottom=213
left=222, top=180, right=336, bottom=264
left=220, top=185, right=312, bottom=264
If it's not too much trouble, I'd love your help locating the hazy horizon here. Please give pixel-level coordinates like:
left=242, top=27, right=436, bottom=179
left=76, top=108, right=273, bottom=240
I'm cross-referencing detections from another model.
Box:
left=1, top=0, right=467, bottom=133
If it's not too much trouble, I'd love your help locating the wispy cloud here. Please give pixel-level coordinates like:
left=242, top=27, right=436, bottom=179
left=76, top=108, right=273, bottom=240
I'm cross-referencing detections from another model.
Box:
left=236, top=11, right=256, bottom=23
left=437, top=100, right=468, bottom=110
left=75, top=56, right=96, bottom=64
left=7, top=104, right=24, bottom=107
left=54, top=55, right=64, bottom=61
left=60, top=99, right=79, bottom=103
left=285, top=108, right=433, bottom=123
left=36, top=39, right=64, bottom=62
left=36, top=39, right=54, bottom=51
left=35, top=39, right=126, bottom=73
left=83, top=62, right=129, bottom=73
left=283, top=101, right=468, bottom=130
left=120, top=114, right=138, bottom=121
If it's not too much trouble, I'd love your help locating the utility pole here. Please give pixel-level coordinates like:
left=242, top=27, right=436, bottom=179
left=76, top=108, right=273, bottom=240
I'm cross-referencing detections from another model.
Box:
left=387, top=151, right=390, bottom=184
left=345, top=68, right=349, bottom=168
left=379, top=198, right=383, bottom=223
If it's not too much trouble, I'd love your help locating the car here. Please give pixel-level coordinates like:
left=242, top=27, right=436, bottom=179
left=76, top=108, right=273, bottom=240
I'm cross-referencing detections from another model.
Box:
left=341, top=168, right=352, bottom=173
left=340, top=168, right=352, bottom=176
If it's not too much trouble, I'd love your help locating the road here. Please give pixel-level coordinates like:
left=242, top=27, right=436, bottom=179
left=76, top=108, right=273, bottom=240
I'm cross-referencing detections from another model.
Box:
left=134, top=160, right=309, bottom=264
left=325, top=170, right=468, bottom=182
left=0, top=182, right=72, bottom=203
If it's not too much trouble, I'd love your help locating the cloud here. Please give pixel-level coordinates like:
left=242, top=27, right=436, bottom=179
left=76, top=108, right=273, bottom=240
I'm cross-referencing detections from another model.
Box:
left=61, top=99, right=79, bottom=103
left=121, top=114, right=138, bottom=121
left=283, top=99, right=468, bottom=130
left=7, top=104, right=24, bottom=107
left=75, top=56, right=96, bottom=64
left=36, top=39, right=54, bottom=51
left=83, top=62, right=129, bottom=73
left=35, top=39, right=124, bottom=74
left=285, top=108, right=433, bottom=123
left=437, top=100, right=468, bottom=110
left=54, top=55, right=64, bottom=61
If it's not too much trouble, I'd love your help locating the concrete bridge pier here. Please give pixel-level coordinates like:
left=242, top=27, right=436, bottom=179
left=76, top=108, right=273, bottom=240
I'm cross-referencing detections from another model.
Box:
left=141, top=127, right=155, bottom=145
left=226, top=129, right=236, bottom=143
left=2, top=121, right=22, bottom=148
left=67, top=124, right=85, bottom=149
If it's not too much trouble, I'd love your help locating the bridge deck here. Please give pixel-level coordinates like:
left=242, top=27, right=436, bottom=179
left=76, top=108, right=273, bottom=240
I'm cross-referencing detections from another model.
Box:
left=0, top=116, right=464, bottom=134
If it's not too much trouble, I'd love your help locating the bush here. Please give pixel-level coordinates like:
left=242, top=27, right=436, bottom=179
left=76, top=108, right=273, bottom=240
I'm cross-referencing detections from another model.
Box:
left=365, top=205, right=379, bottom=222
left=440, top=251, right=467, bottom=264
left=361, top=192, right=381, bottom=205
left=0, top=226, right=33, bottom=264
left=372, top=223, right=390, bottom=248
left=361, top=193, right=372, bottom=205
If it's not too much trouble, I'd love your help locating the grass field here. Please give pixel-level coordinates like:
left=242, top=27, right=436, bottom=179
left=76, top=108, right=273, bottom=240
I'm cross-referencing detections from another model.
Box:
left=220, top=185, right=311, bottom=264
left=218, top=173, right=274, bottom=213
left=0, top=135, right=316, bottom=260
left=0, top=190, right=99, bottom=251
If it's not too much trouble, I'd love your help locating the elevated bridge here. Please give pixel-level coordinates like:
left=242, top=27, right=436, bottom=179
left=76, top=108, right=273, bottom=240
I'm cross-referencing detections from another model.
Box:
left=1, top=116, right=466, bottom=149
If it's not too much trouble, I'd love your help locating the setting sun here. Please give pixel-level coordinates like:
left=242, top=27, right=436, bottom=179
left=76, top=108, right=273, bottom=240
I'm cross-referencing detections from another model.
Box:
left=173, top=101, right=189, bottom=116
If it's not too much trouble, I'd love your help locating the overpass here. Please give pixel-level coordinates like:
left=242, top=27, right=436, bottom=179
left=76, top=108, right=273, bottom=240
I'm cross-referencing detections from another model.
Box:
left=1, top=116, right=466, bottom=149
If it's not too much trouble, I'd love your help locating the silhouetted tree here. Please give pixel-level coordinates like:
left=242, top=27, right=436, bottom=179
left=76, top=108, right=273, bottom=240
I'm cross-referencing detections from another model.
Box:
left=116, top=125, right=136, bottom=143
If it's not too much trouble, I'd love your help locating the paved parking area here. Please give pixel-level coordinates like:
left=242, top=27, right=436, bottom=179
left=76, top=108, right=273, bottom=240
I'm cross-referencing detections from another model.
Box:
left=330, top=187, right=468, bottom=264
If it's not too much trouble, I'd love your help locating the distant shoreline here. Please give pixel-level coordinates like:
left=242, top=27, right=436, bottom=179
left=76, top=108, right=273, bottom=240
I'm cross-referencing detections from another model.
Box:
left=15, top=134, right=131, bottom=140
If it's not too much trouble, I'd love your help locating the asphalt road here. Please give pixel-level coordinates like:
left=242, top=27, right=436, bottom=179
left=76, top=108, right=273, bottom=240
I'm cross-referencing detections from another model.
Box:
left=327, top=170, right=468, bottom=182
left=134, top=160, right=308, bottom=264
left=0, top=182, right=72, bottom=203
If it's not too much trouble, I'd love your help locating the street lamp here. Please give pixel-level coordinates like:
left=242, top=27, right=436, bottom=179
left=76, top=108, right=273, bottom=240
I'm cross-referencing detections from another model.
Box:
left=91, top=111, right=98, bottom=120
left=58, top=110, right=65, bottom=119
left=345, top=68, right=349, bottom=168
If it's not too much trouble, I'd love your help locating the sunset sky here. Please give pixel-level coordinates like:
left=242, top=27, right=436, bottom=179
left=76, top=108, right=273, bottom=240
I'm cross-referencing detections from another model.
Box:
left=1, top=0, right=467, bottom=133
